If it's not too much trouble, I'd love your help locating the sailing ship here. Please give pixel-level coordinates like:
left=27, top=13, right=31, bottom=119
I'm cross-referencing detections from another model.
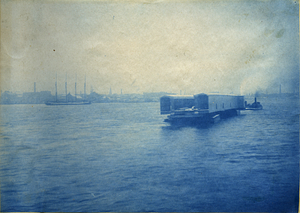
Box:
left=45, top=74, right=91, bottom=105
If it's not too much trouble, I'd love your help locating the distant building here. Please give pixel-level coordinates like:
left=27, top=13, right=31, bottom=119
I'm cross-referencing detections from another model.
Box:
left=22, top=91, right=53, bottom=104
left=0, top=91, right=21, bottom=104
left=88, top=92, right=107, bottom=103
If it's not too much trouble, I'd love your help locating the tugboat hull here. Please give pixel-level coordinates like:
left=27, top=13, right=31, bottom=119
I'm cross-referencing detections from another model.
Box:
left=244, top=97, right=263, bottom=110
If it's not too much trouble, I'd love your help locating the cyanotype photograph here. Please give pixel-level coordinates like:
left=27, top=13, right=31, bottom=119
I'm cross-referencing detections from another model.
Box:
left=0, top=0, right=299, bottom=212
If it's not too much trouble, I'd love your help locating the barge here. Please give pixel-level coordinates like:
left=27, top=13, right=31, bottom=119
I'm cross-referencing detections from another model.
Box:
left=160, top=93, right=245, bottom=124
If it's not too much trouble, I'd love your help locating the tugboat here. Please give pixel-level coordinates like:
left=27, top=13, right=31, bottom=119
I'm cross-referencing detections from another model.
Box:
left=245, top=97, right=263, bottom=110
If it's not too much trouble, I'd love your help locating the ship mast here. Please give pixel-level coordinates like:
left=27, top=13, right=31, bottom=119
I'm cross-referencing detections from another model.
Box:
left=75, top=73, right=77, bottom=102
left=55, top=72, right=57, bottom=102
left=84, top=74, right=86, bottom=100
left=65, top=73, right=68, bottom=102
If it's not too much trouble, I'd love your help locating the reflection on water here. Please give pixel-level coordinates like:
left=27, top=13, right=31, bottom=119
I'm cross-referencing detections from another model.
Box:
left=0, top=97, right=298, bottom=212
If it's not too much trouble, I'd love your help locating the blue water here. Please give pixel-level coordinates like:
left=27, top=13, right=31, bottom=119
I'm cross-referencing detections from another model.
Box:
left=0, top=96, right=298, bottom=212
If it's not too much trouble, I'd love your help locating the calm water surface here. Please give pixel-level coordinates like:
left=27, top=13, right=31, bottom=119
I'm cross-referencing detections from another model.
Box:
left=0, top=96, right=298, bottom=212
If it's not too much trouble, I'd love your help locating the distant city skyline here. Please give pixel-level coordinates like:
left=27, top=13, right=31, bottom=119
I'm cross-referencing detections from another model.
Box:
left=1, top=0, right=299, bottom=95
left=2, top=81, right=297, bottom=97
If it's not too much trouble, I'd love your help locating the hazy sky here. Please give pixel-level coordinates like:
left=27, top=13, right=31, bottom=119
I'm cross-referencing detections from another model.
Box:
left=1, top=0, right=299, bottom=95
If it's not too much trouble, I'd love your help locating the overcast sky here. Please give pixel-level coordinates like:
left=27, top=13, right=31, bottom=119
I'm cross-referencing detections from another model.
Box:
left=1, top=0, right=299, bottom=95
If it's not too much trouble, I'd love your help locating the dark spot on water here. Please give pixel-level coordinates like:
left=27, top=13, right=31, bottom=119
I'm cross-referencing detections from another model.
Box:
left=53, top=49, right=55, bottom=51
left=243, top=196, right=265, bottom=202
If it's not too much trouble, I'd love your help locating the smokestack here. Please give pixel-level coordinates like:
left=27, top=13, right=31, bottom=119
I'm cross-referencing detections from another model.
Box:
left=65, top=83, right=67, bottom=102
left=279, top=84, right=281, bottom=94
left=34, top=82, right=36, bottom=93
left=121, top=89, right=122, bottom=95
left=109, top=87, right=112, bottom=95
